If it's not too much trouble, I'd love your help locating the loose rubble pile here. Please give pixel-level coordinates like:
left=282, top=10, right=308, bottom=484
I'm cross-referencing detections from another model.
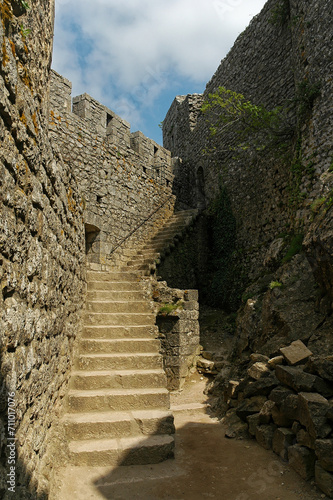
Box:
left=208, top=340, right=333, bottom=498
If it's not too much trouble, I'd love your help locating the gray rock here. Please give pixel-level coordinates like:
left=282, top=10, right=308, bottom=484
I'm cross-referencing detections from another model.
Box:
left=315, top=439, right=333, bottom=472
left=247, top=413, right=260, bottom=436
left=258, top=400, right=276, bottom=424
left=275, top=364, right=332, bottom=396
left=243, top=373, right=279, bottom=398
left=298, top=392, right=332, bottom=439
left=273, top=427, right=295, bottom=460
left=280, top=340, right=313, bottom=366
left=315, top=462, right=333, bottom=498
left=288, top=445, right=316, bottom=480
left=247, top=361, right=269, bottom=380
left=256, top=424, right=276, bottom=450
left=236, top=396, right=267, bottom=422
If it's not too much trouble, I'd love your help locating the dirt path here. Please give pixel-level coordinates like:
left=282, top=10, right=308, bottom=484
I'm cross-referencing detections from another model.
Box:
left=50, top=373, right=326, bottom=500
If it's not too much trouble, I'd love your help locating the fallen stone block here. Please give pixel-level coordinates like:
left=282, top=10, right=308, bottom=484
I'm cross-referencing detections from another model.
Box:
left=223, top=380, right=240, bottom=403
left=315, top=462, right=333, bottom=498
left=280, top=394, right=300, bottom=421
left=258, top=400, right=276, bottom=424
left=296, top=428, right=316, bottom=450
left=269, top=386, right=294, bottom=406
left=236, top=396, right=267, bottom=422
left=315, top=439, right=333, bottom=472
left=288, top=444, right=316, bottom=480
left=247, top=413, right=260, bottom=436
left=275, top=364, right=324, bottom=393
left=243, top=373, right=279, bottom=398
left=271, top=405, right=294, bottom=427
left=306, top=356, right=333, bottom=383
left=280, top=340, right=313, bottom=366
left=250, top=353, right=269, bottom=363
left=273, top=427, right=295, bottom=460
left=298, top=392, right=332, bottom=439
left=247, top=361, right=269, bottom=380
left=256, top=424, right=275, bottom=450
left=268, top=355, right=284, bottom=368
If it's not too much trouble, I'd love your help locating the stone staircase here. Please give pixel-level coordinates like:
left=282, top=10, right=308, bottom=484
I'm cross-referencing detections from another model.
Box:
left=62, top=209, right=198, bottom=467
left=121, top=209, right=199, bottom=275
left=62, top=270, right=175, bottom=467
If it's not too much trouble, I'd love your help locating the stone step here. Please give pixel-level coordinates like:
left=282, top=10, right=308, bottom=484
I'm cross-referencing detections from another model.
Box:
left=68, top=387, right=170, bottom=412
left=86, top=300, right=151, bottom=314
left=79, top=338, right=161, bottom=355
left=77, top=352, right=163, bottom=371
left=87, top=271, right=138, bottom=282
left=81, top=325, right=158, bottom=339
left=83, top=312, right=155, bottom=326
left=63, top=409, right=174, bottom=440
left=68, top=434, right=174, bottom=466
left=70, top=369, right=167, bottom=390
left=87, top=280, right=142, bottom=291
left=86, top=290, right=145, bottom=301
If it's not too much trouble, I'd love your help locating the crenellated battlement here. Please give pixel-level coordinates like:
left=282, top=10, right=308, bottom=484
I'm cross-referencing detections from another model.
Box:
left=50, top=70, right=172, bottom=180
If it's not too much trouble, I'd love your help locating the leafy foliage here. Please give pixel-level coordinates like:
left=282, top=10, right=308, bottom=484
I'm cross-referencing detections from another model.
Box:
left=201, top=86, right=292, bottom=156
left=282, top=234, right=304, bottom=263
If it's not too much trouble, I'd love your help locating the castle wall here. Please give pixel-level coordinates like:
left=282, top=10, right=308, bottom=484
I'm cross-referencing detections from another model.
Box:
left=0, top=1, right=86, bottom=497
left=49, top=71, right=175, bottom=268
left=163, top=0, right=333, bottom=283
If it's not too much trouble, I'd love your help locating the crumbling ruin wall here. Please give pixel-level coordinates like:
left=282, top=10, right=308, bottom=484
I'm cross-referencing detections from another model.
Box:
left=49, top=71, right=175, bottom=268
left=163, top=0, right=333, bottom=284
left=0, top=1, right=86, bottom=498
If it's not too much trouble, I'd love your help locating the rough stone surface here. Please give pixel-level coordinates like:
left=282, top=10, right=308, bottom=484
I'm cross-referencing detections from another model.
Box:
left=288, top=445, right=316, bottom=480
left=273, top=427, right=295, bottom=461
left=298, top=392, right=332, bottom=439
left=50, top=71, right=175, bottom=267
left=315, top=462, right=333, bottom=498
left=280, top=340, right=313, bottom=366
left=256, top=424, right=276, bottom=450
left=0, top=1, right=85, bottom=498
left=315, top=439, right=333, bottom=472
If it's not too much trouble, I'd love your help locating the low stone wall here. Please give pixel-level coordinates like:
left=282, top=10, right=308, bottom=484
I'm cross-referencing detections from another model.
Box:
left=49, top=71, right=175, bottom=268
left=211, top=341, right=333, bottom=497
left=147, top=281, right=200, bottom=391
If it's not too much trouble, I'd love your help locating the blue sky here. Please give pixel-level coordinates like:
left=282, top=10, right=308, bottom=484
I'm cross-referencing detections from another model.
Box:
left=52, top=0, right=267, bottom=145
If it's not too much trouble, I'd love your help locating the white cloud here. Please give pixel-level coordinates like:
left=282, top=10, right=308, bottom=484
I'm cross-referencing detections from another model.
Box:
left=52, top=0, right=267, bottom=137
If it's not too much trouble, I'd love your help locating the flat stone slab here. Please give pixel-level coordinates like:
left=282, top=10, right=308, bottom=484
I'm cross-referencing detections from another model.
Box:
left=280, top=340, right=312, bottom=366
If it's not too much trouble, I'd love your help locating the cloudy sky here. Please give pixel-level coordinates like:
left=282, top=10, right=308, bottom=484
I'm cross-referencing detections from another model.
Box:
left=52, top=0, right=267, bottom=145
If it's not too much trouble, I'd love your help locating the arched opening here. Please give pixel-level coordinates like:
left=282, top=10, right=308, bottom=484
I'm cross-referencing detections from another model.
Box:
left=85, top=223, right=101, bottom=264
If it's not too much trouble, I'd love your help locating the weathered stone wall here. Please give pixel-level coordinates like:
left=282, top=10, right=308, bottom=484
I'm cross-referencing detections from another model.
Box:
left=163, top=0, right=333, bottom=284
left=0, top=1, right=86, bottom=498
left=49, top=71, right=175, bottom=268
left=149, top=281, right=200, bottom=391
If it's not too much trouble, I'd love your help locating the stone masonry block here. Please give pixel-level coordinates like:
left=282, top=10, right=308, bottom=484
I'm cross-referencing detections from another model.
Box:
left=280, top=340, right=313, bottom=366
left=184, top=289, right=198, bottom=301
left=315, top=439, right=333, bottom=472
left=273, top=427, right=295, bottom=460
left=275, top=364, right=333, bottom=397
left=288, top=445, right=316, bottom=480
left=315, top=462, right=333, bottom=498
left=256, top=424, right=275, bottom=450
left=247, top=362, right=269, bottom=380
left=298, top=392, right=332, bottom=439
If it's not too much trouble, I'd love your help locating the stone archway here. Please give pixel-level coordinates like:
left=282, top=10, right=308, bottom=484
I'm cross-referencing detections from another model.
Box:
left=85, top=223, right=101, bottom=264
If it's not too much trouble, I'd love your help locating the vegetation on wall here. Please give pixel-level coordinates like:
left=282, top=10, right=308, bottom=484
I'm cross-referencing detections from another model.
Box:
left=201, top=86, right=293, bottom=157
